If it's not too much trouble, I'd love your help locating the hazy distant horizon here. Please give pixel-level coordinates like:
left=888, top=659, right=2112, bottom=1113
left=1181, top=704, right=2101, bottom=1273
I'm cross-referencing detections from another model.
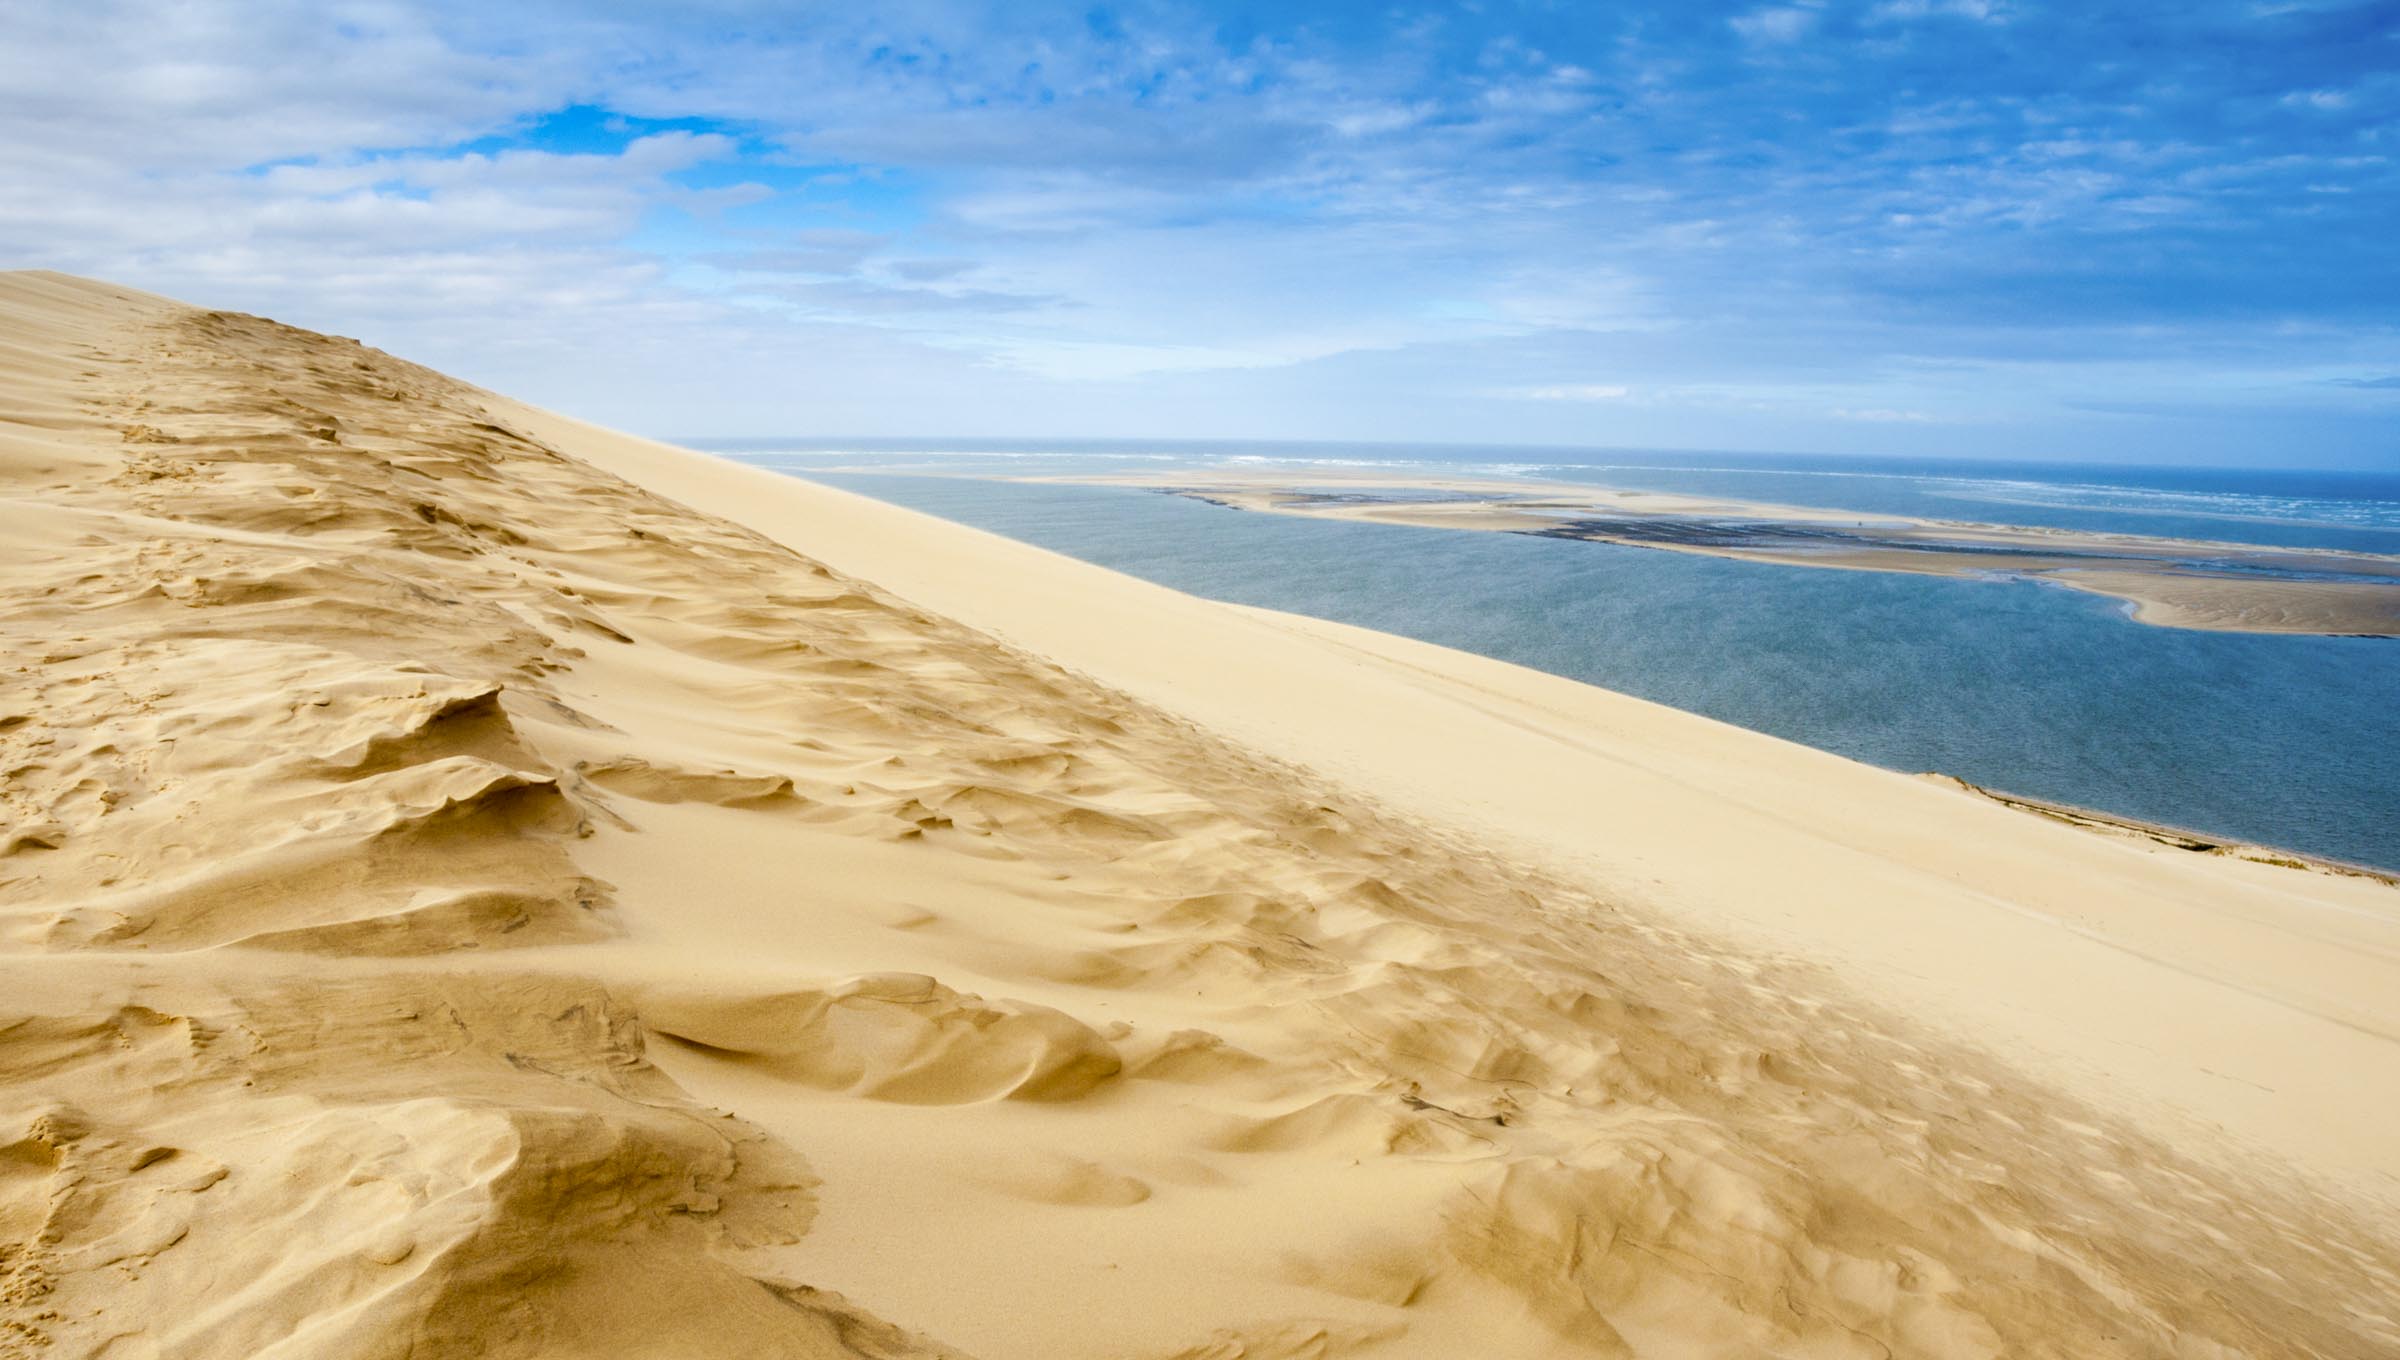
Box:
left=686, top=434, right=2400, bottom=478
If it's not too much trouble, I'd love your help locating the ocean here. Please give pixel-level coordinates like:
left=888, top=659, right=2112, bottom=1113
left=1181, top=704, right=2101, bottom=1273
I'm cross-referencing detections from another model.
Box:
left=704, top=440, right=2400, bottom=872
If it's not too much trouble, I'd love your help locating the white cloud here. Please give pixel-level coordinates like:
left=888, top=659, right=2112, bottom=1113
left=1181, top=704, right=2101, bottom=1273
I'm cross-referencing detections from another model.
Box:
left=1730, top=8, right=1819, bottom=43
left=1868, top=0, right=2006, bottom=22
left=976, top=336, right=1330, bottom=382
left=1512, top=384, right=1633, bottom=401
left=0, top=0, right=2386, bottom=464
left=0, top=0, right=559, bottom=167
left=2281, top=88, right=2351, bottom=111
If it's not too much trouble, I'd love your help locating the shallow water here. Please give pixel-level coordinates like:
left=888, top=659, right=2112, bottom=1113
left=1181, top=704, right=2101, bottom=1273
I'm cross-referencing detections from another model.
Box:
left=729, top=455, right=2400, bottom=872
left=1495, top=453, right=2400, bottom=554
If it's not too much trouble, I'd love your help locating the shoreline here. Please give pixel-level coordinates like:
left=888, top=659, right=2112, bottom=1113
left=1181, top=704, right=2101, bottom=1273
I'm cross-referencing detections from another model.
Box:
left=551, top=417, right=2400, bottom=1159
left=1918, top=772, right=2400, bottom=884
left=8, top=271, right=2400, bottom=1357
left=747, top=460, right=2400, bottom=871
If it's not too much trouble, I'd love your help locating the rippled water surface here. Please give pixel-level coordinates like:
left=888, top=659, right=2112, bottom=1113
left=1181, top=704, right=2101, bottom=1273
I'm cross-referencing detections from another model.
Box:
left=712, top=444, right=2400, bottom=871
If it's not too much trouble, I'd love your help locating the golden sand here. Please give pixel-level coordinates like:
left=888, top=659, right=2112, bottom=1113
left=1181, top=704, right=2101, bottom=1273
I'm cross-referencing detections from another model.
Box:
left=4, top=271, right=2398, bottom=1358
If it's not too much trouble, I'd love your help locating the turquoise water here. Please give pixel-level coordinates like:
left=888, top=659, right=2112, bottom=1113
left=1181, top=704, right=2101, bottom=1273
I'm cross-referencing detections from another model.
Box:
left=713, top=445, right=2400, bottom=872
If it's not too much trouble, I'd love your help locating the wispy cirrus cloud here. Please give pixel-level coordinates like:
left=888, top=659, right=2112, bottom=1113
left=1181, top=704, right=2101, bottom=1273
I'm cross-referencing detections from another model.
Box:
left=1511, top=384, right=1634, bottom=402
left=0, top=0, right=2393, bottom=463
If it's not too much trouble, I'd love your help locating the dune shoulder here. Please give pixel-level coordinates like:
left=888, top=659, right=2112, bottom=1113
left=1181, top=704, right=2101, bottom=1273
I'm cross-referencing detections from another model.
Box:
left=5, top=269, right=2399, bottom=1358
left=534, top=405, right=2400, bottom=1183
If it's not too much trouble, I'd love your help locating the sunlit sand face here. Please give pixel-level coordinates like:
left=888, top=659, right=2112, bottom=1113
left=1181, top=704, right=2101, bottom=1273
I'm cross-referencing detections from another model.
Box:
left=5, top=271, right=2398, bottom=1360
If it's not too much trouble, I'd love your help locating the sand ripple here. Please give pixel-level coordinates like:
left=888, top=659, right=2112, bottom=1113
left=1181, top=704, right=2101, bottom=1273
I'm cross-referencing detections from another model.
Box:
left=2, top=271, right=2396, bottom=1357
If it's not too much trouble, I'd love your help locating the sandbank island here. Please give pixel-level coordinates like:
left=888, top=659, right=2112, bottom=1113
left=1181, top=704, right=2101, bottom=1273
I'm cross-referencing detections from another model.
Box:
left=978, top=468, right=2400, bottom=637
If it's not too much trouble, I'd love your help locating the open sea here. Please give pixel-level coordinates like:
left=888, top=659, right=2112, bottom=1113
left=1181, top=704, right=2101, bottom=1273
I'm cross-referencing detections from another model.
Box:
left=703, top=439, right=2400, bottom=872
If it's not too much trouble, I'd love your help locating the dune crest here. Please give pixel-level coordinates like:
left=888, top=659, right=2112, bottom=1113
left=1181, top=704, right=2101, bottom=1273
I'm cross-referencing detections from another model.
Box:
left=3, top=270, right=2397, bottom=1357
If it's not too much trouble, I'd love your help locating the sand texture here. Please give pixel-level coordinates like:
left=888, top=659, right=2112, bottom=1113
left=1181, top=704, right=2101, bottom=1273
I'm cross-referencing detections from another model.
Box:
left=4, top=270, right=2399, bottom=1358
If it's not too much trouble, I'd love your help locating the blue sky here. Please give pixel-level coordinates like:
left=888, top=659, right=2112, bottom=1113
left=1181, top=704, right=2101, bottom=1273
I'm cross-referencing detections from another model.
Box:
left=3, top=1, right=2395, bottom=466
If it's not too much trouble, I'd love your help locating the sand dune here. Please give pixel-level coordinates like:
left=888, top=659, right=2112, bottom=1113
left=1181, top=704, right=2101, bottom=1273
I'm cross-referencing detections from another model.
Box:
left=4, top=270, right=2398, bottom=1358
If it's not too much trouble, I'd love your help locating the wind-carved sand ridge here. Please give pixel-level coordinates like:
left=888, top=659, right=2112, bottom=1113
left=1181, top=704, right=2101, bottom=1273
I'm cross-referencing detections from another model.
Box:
left=3, top=270, right=2399, bottom=1357
left=974, top=468, right=2400, bottom=637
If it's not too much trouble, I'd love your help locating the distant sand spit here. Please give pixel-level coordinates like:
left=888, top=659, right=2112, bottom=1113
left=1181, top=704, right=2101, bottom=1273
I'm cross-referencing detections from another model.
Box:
left=3, top=270, right=2397, bottom=1358
left=986, top=471, right=2400, bottom=637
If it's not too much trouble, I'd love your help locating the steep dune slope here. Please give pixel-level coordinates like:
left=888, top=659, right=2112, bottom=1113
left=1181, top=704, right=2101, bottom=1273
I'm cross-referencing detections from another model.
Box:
left=3, top=271, right=2397, bottom=1358
left=525, top=404, right=2400, bottom=1189
left=0, top=276, right=963, bottom=1359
